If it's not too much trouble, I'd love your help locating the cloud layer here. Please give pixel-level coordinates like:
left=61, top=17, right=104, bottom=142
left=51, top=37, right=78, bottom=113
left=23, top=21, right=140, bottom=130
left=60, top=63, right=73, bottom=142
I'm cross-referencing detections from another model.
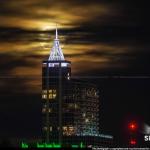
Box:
left=0, top=0, right=149, bottom=93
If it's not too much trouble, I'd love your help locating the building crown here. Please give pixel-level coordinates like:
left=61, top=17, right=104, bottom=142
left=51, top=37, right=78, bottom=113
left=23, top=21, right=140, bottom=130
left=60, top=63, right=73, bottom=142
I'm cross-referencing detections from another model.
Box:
left=48, top=26, right=65, bottom=61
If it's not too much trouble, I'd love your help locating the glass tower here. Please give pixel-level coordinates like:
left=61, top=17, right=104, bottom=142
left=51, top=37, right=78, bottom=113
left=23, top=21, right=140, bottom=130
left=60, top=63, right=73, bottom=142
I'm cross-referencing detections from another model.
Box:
left=42, top=27, right=71, bottom=143
left=42, top=27, right=113, bottom=147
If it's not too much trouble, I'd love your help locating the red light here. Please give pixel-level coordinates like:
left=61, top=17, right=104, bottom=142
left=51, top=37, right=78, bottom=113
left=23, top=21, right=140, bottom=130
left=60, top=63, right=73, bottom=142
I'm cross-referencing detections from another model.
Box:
left=130, top=139, right=137, bottom=145
left=128, top=122, right=137, bottom=131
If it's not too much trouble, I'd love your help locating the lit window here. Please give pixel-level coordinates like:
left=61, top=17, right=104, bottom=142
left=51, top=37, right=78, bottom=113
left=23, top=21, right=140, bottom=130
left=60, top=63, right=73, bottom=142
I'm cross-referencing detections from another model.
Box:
left=48, top=89, right=56, bottom=93
left=74, top=104, right=79, bottom=109
left=68, top=103, right=79, bottom=109
left=49, top=93, right=56, bottom=99
left=42, top=94, right=47, bottom=99
left=42, top=108, right=52, bottom=113
left=83, top=113, right=86, bottom=117
left=49, top=90, right=52, bottom=93
left=85, top=118, right=89, bottom=123
left=49, top=94, right=53, bottom=99
left=62, top=126, right=75, bottom=136
left=69, top=126, right=74, bottom=131
left=50, top=126, right=52, bottom=131
left=67, top=73, right=70, bottom=80
left=42, top=108, right=46, bottom=113
left=63, top=126, right=67, bottom=130
left=53, top=94, right=56, bottom=98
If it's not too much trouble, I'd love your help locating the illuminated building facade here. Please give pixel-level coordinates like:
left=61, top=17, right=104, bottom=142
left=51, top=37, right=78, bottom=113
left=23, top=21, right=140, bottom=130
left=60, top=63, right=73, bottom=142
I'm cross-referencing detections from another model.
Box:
left=42, top=27, right=113, bottom=147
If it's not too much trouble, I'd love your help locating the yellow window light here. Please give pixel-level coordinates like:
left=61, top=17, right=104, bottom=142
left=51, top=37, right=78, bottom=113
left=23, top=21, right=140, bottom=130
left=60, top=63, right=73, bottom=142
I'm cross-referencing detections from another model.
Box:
left=42, top=90, right=47, bottom=94
left=49, top=90, right=52, bottom=93
left=42, top=94, right=47, bottom=99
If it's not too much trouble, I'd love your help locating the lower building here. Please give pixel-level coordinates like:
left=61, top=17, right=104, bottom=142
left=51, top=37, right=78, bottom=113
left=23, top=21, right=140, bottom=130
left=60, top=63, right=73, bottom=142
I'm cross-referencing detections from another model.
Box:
left=42, top=76, right=113, bottom=147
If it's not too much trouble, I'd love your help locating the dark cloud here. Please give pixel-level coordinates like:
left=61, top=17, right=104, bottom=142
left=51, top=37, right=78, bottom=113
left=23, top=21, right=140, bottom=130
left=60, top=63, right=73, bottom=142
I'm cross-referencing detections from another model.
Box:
left=0, top=53, right=36, bottom=74
left=0, top=27, right=51, bottom=42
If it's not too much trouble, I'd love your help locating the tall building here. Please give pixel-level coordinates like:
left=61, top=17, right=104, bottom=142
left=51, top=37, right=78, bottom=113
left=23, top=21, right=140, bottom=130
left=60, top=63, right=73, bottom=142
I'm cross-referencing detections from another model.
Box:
left=42, top=27, right=71, bottom=143
left=42, top=27, right=113, bottom=148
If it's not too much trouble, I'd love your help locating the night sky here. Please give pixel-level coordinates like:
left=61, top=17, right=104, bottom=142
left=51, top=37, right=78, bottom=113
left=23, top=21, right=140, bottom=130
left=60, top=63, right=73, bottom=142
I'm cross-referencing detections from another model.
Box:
left=0, top=0, right=150, bottom=146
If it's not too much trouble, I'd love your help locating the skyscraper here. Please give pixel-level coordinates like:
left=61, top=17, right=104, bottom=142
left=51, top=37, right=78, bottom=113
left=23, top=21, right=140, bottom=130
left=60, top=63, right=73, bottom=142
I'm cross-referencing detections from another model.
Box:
left=42, top=26, right=71, bottom=143
left=42, top=27, right=113, bottom=148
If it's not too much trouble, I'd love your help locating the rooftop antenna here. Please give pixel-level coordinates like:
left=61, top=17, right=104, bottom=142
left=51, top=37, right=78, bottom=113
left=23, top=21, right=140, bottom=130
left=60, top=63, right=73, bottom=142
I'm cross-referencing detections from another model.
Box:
left=55, top=23, right=58, bottom=40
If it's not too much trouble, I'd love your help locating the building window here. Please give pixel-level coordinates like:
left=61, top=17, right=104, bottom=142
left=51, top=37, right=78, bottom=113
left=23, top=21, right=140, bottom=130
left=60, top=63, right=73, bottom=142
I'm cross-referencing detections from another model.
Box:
left=63, top=126, right=75, bottom=136
left=50, top=126, right=52, bottom=131
left=82, top=113, right=86, bottom=117
left=68, top=103, right=79, bottom=109
left=42, top=94, right=47, bottom=99
left=49, top=90, right=52, bottom=93
left=49, top=93, right=56, bottom=99
left=67, top=73, right=70, bottom=80
left=85, top=118, right=89, bottom=123
left=42, top=108, right=52, bottom=113
left=43, top=126, right=53, bottom=131
left=49, top=94, right=53, bottom=99
left=49, top=89, right=56, bottom=99
left=42, top=108, right=46, bottom=113
left=42, top=89, right=56, bottom=93
left=74, top=103, right=79, bottom=109
left=42, top=89, right=57, bottom=99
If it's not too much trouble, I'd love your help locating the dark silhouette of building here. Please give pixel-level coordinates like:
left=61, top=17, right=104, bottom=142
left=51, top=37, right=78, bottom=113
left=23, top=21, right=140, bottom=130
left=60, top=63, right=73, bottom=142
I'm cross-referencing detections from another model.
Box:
left=42, top=27, right=113, bottom=148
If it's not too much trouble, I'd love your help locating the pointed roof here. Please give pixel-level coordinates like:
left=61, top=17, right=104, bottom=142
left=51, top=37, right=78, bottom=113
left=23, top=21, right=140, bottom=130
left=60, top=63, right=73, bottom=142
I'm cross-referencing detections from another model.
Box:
left=48, top=26, right=65, bottom=61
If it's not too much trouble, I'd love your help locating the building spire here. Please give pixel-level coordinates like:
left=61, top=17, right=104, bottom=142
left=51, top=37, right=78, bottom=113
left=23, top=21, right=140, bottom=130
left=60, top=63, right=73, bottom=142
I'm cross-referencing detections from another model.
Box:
left=55, top=24, right=58, bottom=40
left=48, top=25, right=65, bottom=61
